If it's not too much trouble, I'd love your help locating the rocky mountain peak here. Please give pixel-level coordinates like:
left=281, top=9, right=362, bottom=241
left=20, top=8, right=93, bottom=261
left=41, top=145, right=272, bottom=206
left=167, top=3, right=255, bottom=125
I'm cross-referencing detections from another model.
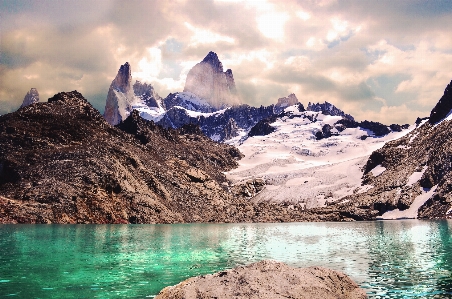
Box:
left=112, top=62, right=132, bottom=93
left=307, top=101, right=355, bottom=121
left=104, top=62, right=136, bottom=125
left=202, top=51, right=223, bottom=72
left=274, top=93, right=299, bottom=114
left=20, top=88, right=39, bottom=108
left=183, top=52, right=240, bottom=110
left=429, top=79, right=452, bottom=124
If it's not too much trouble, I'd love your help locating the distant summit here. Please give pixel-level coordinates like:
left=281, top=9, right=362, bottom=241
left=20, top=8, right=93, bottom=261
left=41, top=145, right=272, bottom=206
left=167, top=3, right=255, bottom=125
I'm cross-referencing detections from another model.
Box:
left=274, top=93, right=299, bottom=114
left=307, top=101, right=354, bottom=121
left=104, top=62, right=136, bottom=125
left=20, top=88, right=39, bottom=108
left=183, top=51, right=240, bottom=109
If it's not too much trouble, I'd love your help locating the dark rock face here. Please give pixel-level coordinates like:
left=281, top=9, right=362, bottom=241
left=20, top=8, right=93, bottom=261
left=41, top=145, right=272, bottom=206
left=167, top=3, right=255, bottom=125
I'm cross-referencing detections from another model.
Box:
left=429, top=79, right=452, bottom=124
left=157, top=104, right=276, bottom=142
left=359, top=120, right=390, bottom=136
left=307, top=101, right=354, bottom=121
left=155, top=260, right=368, bottom=299
left=248, top=116, right=278, bottom=137
left=133, top=80, right=162, bottom=108
left=20, top=88, right=39, bottom=108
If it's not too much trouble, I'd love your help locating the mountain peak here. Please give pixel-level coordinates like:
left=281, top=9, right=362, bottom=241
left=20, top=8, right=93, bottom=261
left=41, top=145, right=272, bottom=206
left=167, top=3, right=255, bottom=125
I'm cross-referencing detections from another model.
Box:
left=112, top=62, right=132, bottom=93
left=429, top=79, right=452, bottom=124
left=202, top=51, right=223, bottom=72
left=183, top=52, right=240, bottom=109
left=20, top=88, right=40, bottom=108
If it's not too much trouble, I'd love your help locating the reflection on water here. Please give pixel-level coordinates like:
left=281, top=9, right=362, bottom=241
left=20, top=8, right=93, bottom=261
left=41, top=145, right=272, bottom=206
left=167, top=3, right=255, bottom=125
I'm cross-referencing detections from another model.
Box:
left=0, top=221, right=451, bottom=298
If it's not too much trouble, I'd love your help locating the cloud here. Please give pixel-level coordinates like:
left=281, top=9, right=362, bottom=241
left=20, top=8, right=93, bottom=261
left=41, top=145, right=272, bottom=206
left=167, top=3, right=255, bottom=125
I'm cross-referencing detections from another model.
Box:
left=1, top=0, right=452, bottom=125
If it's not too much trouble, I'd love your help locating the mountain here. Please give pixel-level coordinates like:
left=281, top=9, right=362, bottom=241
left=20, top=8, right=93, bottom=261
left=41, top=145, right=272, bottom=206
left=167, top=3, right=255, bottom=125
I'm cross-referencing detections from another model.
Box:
left=183, top=51, right=240, bottom=109
left=104, top=62, right=136, bottom=125
left=333, top=79, right=452, bottom=220
left=0, top=91, right=239, bottom=223
left=20, top=88, right=39, bottom=108
left=0, top=90, right=340, bottom=223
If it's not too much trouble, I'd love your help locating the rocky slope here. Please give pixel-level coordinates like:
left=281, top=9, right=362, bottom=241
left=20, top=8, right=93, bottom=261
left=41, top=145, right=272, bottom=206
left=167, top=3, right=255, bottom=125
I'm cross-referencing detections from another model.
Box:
left=155, top=260, right=368, bottom=299
left=0, top=91, right=239, bottom=223
left=183, top=51, right=240, bottom=109
left=326, top=80, right=452, bottom=220
left=20, top=88, right=39, bottom=108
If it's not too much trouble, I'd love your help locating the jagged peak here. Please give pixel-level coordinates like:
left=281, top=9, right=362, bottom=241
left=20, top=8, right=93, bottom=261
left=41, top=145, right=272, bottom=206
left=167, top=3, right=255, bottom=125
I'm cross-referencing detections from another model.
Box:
left=429, top=79, right=452, bottom=124
left=307, top=101, right=354, bottom=121
left=112, top=62, right=132, bottom=93
left=201, top=51, right=223, bottom=72
left=20, top=88, right=40, bottom=108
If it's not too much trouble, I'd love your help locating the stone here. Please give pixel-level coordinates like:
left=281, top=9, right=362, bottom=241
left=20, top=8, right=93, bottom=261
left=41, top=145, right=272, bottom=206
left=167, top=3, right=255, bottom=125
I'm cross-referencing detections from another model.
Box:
left=155, top=260, right=368, bottom=299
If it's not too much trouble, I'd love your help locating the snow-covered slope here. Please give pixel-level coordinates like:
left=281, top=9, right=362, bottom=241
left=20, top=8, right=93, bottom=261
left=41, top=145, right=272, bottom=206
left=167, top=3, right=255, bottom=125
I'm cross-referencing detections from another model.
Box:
left=226, top=105, right=413, bottom=208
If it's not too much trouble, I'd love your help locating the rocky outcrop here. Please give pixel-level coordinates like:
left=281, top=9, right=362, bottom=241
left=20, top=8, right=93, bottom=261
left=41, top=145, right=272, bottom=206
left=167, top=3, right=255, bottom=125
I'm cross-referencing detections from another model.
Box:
left=133, top=80, right=162, bottom=109
left=183, top=51, right=240, bottom=109
left=429, top=79, right=452, bottom=124
left=307, top=101, right=354, bottom=121
left=274, top=93, right=299, bottom=114
left=155, top=260, right=368, bottom=299
left=248, top=115, right=278, bottom=137
left=20, top=88, right=39, bottom=108
left=104, top=62, right=136, bottom=125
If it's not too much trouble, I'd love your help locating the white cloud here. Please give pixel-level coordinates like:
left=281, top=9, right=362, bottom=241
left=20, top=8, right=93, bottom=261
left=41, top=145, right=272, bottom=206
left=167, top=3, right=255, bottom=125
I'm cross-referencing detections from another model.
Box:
left=184, top=22, right=235, bottom=46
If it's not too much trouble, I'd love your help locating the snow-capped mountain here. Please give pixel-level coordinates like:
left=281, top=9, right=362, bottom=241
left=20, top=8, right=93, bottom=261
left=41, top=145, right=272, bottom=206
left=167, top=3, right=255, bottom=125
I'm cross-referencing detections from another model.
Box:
left=226, top=104, right=413, bottom=210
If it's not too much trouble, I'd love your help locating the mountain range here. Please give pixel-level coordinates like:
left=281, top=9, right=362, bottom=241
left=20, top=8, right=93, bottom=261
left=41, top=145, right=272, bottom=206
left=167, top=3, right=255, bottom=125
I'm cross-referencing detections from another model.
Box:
left=1, top=51, right=451, bottom=223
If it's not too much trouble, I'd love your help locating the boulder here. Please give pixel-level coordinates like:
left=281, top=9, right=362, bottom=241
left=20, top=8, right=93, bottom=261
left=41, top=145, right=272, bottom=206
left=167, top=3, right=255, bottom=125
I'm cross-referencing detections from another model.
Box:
left=155, top=260, right=368, bottom=299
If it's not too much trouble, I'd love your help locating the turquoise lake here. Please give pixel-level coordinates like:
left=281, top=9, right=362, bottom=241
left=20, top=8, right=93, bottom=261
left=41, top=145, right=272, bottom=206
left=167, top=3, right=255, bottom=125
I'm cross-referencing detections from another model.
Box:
left=1, top=220, right=452, bottom=298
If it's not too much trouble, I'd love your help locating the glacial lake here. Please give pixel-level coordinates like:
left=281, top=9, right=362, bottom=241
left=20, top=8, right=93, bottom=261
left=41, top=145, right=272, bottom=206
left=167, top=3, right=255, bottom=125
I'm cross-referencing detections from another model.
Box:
left=1, top=221, right=451, bottom=298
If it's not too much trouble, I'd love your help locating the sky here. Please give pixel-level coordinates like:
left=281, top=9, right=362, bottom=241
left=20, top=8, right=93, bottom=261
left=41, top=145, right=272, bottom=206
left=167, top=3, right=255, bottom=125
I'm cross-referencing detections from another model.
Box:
left=1, top=0, right=452, bottom=124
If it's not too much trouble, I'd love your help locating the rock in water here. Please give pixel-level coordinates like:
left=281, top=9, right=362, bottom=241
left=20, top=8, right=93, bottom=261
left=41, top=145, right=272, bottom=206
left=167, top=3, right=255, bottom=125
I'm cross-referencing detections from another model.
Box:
left=104, top=62, right=136, bottom=125
left=183, top=51, right=240, bottom=109
left=155, top=260, right=368, bottom=299
left=20, top=88, right=39, bottom=108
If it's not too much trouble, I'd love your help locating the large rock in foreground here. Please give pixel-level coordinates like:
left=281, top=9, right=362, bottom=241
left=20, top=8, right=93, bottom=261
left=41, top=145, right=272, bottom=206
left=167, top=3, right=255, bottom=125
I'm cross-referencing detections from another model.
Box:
left=155, top=260, right=368, bottom=299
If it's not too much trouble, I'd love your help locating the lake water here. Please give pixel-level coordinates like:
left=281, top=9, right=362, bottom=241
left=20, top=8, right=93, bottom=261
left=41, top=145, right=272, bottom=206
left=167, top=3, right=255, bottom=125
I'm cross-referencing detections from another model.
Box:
left=1, top=220, right=451, bottom=298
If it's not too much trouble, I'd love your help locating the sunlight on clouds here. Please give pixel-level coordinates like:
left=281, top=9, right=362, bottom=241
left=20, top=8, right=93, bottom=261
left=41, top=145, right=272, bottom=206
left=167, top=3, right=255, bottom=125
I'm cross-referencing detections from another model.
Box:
left=296, top=10, right=311, bottom=21
left=257, top=11, right=289, bottom=41
left=285, top=56, right=311, bottom=71
left=133, top=47, right=163, bottom=82
left=306, top=37, right=325, bottom=51
left=184, top=22, right=234, bottom=46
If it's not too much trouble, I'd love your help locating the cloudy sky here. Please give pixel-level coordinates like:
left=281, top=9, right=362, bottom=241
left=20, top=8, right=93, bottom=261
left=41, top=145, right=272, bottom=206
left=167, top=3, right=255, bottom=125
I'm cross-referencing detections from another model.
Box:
left=1, top=0, right=452, bottom=124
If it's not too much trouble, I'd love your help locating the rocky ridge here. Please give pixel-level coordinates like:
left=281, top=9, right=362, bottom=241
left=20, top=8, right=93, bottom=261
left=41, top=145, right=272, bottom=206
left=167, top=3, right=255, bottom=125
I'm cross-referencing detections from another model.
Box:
left=155, top=260, right=368, bottom=299
left=20, top=88, right=39, bottom=108
left=325, top=79, right=452, bottom=220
